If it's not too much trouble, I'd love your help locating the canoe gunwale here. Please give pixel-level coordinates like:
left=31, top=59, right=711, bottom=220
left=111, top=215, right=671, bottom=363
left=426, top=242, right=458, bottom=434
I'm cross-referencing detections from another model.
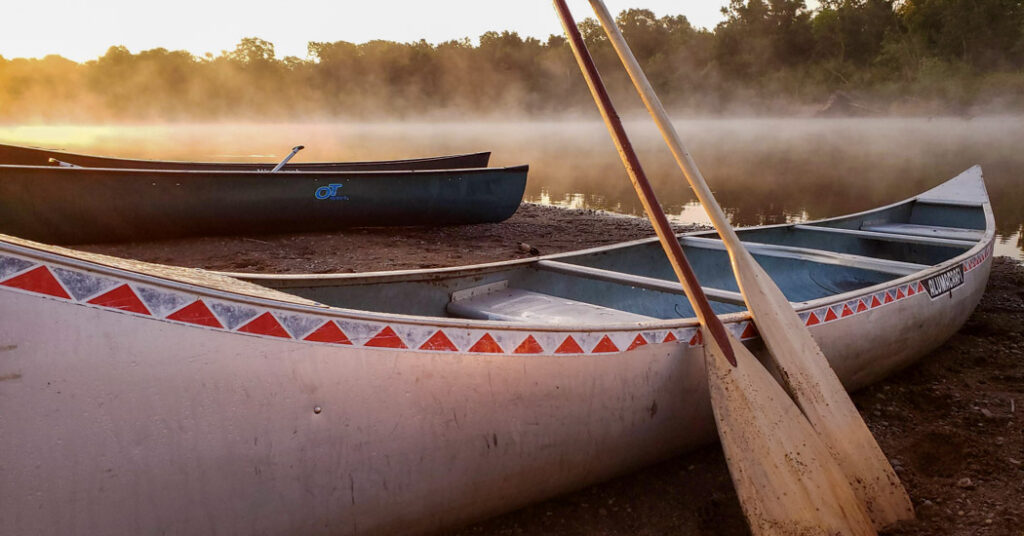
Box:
left=0, top=163, right=528, bottom=176
left=0, top=142, right=493, bottom=170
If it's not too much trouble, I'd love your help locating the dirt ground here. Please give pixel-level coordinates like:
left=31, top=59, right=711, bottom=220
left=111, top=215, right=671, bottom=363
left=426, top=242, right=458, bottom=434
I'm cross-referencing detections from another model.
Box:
left=80, top=203, right=1024, bottom=536
left=80, top=204, right=702, bottom=274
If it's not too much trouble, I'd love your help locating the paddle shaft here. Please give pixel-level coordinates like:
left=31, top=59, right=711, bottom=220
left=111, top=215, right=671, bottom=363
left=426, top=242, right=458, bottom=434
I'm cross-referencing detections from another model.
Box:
left=271, top=145, right=305, bottom=173
left=552, top=0, right=734, bottom=366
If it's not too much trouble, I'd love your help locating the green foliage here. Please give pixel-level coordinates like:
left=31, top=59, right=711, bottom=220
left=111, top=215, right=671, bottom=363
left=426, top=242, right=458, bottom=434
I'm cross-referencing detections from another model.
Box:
left=1, top=2, right=1023, bottom=121
left=899, top=0, right=1024, bottom=69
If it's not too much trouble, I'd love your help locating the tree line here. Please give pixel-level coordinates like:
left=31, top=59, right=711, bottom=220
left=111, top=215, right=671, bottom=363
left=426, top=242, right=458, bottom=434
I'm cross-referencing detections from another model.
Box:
left=2, top=0, right=1022, bottom=121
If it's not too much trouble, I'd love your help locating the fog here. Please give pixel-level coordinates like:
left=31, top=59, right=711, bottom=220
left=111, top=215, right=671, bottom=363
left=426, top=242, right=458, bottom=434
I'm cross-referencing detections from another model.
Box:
left=2, top=116, right=1020, bottom=258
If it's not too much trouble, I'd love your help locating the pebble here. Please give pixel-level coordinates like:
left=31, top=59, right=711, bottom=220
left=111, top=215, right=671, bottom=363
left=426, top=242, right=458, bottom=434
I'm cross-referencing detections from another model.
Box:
left=957, top=477, right=975, bottom=489
left=517, top=243, right=540, bottom=256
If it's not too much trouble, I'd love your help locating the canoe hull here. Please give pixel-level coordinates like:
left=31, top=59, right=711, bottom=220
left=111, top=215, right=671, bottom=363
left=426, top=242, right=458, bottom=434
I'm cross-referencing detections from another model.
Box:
left=0, top=165, right=528, bottom=244
left=0, top=240, right=992, bottom=536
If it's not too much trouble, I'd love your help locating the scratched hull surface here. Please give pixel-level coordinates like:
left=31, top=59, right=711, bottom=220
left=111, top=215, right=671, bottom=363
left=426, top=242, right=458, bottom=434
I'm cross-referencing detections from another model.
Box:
left=0, top=167, right=995, bottom=535
left=0, top=164, right=528, bottom=244
left=0, top=142, right=492, bottom=171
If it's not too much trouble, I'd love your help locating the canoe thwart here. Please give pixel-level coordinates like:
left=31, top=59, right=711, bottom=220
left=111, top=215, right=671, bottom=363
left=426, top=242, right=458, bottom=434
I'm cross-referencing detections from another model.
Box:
left=681, top=236, right=929, bottom=276
left=793, top=225, right=976, bottom=248
left=535, top=260, right=747, bottom=306
left=860, top=223, right=985, bottom=242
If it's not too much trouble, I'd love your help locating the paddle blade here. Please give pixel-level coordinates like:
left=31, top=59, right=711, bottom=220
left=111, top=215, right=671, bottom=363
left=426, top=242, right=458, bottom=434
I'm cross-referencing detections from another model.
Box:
left=731, top=250, right=914, bottom=528
left=705, top=333, right=877, bottom=536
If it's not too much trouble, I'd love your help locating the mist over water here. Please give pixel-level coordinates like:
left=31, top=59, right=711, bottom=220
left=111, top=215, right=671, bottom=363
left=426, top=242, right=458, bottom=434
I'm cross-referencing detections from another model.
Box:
left=1, top=116, right=1021, bottom=259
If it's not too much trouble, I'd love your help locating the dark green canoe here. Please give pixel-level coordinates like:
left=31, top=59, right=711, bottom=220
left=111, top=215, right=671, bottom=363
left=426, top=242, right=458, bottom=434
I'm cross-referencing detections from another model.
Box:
left=0, top=164, right=528, bottom=244
left=0, top=142, right=491, bottom=171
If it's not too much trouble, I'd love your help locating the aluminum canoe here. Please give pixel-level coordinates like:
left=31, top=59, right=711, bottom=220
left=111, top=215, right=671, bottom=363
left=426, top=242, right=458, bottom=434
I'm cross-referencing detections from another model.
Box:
left=0, top=164, right=528, bottom=244
left=0, top=142, right=492, bottom=171
left=0, top=166, right=995, bottom=535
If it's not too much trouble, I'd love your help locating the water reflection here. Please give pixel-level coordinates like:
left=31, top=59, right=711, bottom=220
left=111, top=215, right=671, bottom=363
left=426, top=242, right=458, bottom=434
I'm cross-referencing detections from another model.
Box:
left=1, top=118, right=1020, bottom=259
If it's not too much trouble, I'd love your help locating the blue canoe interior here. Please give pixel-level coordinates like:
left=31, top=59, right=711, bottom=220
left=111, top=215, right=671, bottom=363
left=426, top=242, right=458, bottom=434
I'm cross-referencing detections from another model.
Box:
left=238, top=167, right=989, bottom=325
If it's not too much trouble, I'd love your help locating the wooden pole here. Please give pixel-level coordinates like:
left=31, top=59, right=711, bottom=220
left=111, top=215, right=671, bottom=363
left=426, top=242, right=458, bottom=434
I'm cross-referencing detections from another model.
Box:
left=585, top=0, right=914, bottom=528
left=552, top=1, right=877, bottom=534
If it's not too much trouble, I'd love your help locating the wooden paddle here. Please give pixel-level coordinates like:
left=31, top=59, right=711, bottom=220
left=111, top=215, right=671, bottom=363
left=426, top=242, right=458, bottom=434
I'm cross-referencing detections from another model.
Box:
left=584, top=0, right=914, bottom=529
left=553, top=1, right=875, bottom=534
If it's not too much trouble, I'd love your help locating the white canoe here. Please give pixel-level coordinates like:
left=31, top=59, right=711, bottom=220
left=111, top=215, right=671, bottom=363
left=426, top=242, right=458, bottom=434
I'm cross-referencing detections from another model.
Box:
left=0, top=166, right=994, bottom=535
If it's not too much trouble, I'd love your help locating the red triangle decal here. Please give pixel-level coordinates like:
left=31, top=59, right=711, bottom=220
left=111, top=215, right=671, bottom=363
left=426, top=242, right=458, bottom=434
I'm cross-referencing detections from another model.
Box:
left=688, top=330, right=703, bottom=345
left=514, top=335, right=544, bottom=354
left=469, top=333, right=503, bottom=353
left=87, top=284, right=150, bottom=315
left=856, top=300, right=868, bottom=313
left=740, top=322, right=758, bottom=339
left=1, top=266, right=70, bottom=299
left=555, top=336, right=584, bottom=354
left=304, top=321, right=352, bottom=344
left=805, top=312, right=821, bottom=326
left=365, top=326, right=407, bottom=349
left=896, top=287, right=906, bottom=299
left=884, top=291, right=894, bottom=304
left=841, top=304, right=854, bottom=317
left=626, top=334, right=648, bottom=351
left=917, top=282, right=926, bottom=294
left=592, top=335, right=619, bottom=353
left=420, top=330, right=458, bottom=352
left=824, top=307, right=839, bottom=322
left=870, top=296, right=882, bottom=308
left=906, top=284, right=916, bottom=296
left=238, top=312, right=291, bottom=338
left=167, top=300, right=223, bottom=328
left=664, top=331, right=678, bottom=343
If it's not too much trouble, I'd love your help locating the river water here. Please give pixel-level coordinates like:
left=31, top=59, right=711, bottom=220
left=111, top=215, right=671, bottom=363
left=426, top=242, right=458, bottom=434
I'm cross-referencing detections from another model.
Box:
left=1, top=117, right=1021, bottom=259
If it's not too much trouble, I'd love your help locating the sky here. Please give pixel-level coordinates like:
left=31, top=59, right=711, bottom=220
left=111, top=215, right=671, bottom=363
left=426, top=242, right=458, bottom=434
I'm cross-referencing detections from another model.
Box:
left=0, top=1, right=732, bottom=63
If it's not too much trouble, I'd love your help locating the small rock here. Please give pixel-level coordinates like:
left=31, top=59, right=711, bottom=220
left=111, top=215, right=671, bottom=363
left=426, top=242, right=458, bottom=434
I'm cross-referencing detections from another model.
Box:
left=890, top=458, right=903, bottom=467
left=1008, top=458, right=1021, bottom=466
left=957, top=477, right=975, bottom=489
left=518, top=243, right=540, bottom=256
left=980, top=408, right=994, bottom=418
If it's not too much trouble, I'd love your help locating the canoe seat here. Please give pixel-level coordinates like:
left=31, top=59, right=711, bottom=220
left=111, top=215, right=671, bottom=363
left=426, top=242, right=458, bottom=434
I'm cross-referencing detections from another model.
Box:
left=447, top=281, right=654, bottom=324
